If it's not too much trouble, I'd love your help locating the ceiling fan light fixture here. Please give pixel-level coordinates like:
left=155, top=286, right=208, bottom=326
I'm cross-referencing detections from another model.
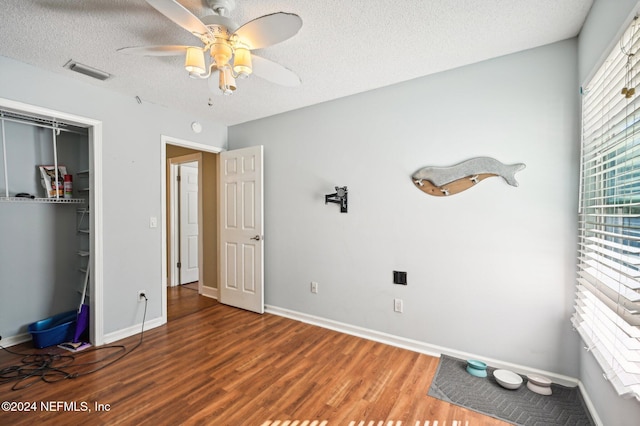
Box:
left=184, top=47, right=205, bottom=74
left=233, top=47, right=252, bottom=78
left=120, top=2, right=302, bottom=96
left=219, top=66, right=237, bottom=95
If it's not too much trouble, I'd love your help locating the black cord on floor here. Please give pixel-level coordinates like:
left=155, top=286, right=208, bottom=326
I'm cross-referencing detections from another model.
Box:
left=0, top=295, right=148, bottom=391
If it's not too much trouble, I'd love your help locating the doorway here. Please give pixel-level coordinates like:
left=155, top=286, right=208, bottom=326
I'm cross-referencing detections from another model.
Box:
left=162, top=138, right=221, bottom=323
left=161, top=138, right=265, bottom=322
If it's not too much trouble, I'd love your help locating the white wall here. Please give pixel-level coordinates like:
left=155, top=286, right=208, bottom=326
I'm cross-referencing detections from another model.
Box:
left=0, top=55, right=227, bottom=338
left=577, top=1, right=640, bottom=425
left=229, top=39, right=581, bottom=377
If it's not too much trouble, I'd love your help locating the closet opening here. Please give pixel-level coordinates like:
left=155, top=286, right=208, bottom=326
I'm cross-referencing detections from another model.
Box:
left=0, top=98, right=103, bottom=347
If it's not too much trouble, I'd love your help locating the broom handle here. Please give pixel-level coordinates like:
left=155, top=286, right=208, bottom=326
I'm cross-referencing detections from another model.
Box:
left=79, top=261, right=90, bottom=313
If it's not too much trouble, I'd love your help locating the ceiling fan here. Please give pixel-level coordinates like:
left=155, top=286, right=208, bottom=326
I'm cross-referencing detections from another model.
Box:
left=118, top=0, right=302, bottom=95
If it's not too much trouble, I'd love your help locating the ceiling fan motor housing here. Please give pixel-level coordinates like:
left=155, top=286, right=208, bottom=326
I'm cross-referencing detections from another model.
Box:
left=198, top=17, right=237, bottom=69
left=200, top=15, right=236, bottom=36
left=211, top=40, right=232, bottom=67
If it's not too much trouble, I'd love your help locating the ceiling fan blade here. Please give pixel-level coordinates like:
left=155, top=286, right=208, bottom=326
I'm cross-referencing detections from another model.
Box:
left=233, top=13, right=302, bottom=50
left=251, top=54, right=301, bottom=87
left=117, top=45, right=190, bottom=56
left=146, top=0, right=210, bottom=37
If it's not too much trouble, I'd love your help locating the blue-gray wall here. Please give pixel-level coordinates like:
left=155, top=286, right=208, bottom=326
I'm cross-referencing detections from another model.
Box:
left=229, top=39, right=581, bottom=377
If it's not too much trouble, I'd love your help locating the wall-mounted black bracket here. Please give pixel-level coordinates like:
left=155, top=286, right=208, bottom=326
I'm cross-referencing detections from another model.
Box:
left=325, top=186, right=348, bottom=213
left=393, top=271, right=407, bottom=285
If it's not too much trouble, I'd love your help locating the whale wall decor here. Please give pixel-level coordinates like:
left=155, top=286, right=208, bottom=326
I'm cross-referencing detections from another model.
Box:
left=412, top=157, right=525, bottom=197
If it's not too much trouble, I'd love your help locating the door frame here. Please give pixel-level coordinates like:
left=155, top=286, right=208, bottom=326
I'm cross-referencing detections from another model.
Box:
left=168, top=154, right=202, bottom=288
left=0, top=97, right=104, bottom=346
left=160, top=135, right=222, bottom=324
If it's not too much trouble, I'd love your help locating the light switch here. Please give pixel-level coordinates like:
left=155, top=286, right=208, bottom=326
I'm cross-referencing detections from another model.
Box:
left=149, top=216, right=158, bottom=228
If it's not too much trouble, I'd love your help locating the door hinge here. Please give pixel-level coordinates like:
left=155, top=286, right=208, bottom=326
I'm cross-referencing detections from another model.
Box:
left=177, top=262, right=181, bottom=268
left=176, top=175, right=181, bottom=181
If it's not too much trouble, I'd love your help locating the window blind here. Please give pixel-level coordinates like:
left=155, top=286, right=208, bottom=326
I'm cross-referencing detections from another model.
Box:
left=574, top=17, right=640, bottom=401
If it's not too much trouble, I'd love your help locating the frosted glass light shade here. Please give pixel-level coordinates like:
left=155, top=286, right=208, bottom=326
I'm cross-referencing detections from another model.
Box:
left=184, top=47, right=205, bottom=74
left=233, top=48, right=252, bottom=78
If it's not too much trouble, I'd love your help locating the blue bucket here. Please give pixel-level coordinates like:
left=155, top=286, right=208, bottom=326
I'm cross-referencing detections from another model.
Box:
left=28, top=310, right=77, bottom=348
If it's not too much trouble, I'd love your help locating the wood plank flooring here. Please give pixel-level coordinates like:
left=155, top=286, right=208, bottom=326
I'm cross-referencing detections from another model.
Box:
left=0, top=291, right=509, bottom=425
left=167, top=283, right=216, bottom=322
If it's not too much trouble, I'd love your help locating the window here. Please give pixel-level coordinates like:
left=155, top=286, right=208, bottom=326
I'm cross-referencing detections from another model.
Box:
left=574, top=17, right=640, bottom=401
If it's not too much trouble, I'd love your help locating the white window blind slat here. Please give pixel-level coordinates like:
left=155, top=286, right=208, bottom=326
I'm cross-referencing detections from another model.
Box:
left=573, top=317, right=640, bottom=397
left=587, top=236, right=640, bottom=254
left=574, top=320, right=640, bottom=376
left=579, top=263, right=640, bottom=292
left=577, top=288, right=640, bottom=339
left=582, top=252, right=640, bottom=278
left=584, top=243, right=640, bottom=265
left=576, top=277, right=640, bottom=327
left=578, top=264, right=640, bottom=300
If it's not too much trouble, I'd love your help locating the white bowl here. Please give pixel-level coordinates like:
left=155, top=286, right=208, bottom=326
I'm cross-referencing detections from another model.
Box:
left=527, top=374, right=551, bottom=386
left=493, top=369, right=523, bottom=390
left=526, top=374, right=552, bottom=395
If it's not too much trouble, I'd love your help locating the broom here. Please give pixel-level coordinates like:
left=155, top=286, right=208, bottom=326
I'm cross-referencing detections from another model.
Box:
left=58, top=263, right=91, bottom=352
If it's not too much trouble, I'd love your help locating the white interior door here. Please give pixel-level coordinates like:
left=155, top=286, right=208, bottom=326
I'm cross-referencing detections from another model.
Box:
left=219, top=145, right=264, bottom=313
left=179, top=162, right=199, bottom=284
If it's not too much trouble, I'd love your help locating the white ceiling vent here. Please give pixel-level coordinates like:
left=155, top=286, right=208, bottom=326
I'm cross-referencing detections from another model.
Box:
left=64, top=60, right=111, bottom=81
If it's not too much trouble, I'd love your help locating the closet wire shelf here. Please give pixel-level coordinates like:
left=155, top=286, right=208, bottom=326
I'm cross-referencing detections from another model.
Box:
left=1, top=108, right=89, bottom=204
left=0, top=197, right=85, bottom=204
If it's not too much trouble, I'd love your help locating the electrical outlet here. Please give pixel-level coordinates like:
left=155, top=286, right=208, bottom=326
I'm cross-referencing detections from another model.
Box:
left=137, top=290, right=146, bottom=302
left=311, top=281, right=318, bottom=294
left=394, top=298, right=403, bottom=313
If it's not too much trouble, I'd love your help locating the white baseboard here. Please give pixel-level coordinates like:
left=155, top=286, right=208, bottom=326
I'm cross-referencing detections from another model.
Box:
left=201, top=286, right=218, bottom=299
left=93, top=287, right=217, bottom=345
left=1, top=318, right=166, bottom=349
left=0, top=332, right=31, bottom=347
left=265, top=304, right=579, bottom=388
left=102, top=316, right=165, bottom=344
left=578, top=381, right=604, bottom=426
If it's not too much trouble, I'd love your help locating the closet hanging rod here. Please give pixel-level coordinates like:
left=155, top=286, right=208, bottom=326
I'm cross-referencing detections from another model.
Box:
left=0, top=112, right=87, bottom=135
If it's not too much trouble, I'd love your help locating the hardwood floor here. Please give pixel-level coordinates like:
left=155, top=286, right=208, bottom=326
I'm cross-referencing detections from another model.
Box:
left=1, top=293, right=509, bottom=425
left=167, top=283, right=216, bottom=322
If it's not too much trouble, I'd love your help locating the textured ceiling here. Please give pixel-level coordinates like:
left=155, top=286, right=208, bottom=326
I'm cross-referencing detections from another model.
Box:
left=0, top=0, right=593, bottom=126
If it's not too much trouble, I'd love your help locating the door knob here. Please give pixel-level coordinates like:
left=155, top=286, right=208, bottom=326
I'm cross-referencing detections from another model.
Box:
left=250, top=235, right=262, bottom=241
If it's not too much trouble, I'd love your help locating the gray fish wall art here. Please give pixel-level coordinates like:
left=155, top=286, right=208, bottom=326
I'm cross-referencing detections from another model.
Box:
left=412, top=157, right=525, bottom=197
